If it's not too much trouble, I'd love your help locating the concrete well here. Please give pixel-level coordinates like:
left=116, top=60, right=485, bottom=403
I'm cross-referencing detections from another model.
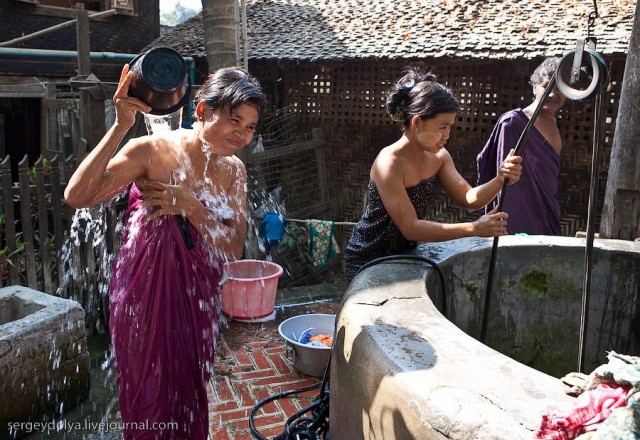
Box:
left=330, top=236, right=640, bottom=439
left=0, top=286, right=90, bottom=439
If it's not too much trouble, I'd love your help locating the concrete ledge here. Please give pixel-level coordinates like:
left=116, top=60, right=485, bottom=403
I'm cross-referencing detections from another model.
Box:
left=330, top=236, right=640, bottom=439
left=0, top=286, right=90, bottom=437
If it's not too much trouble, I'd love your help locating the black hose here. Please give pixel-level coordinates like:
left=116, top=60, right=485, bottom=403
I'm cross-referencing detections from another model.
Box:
left=250, top=324, right=333, bottom=440
left=249, top=380, right=325, bottom=440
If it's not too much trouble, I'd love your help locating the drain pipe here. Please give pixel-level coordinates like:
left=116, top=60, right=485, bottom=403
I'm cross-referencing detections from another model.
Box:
left=0, top=47, right=197, bottom=122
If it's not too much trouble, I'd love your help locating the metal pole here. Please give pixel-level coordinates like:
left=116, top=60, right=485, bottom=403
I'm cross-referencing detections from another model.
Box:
left=577, top=91, right=604, bottom=373
left=0, top=9, right=117, bottom=48
left=241, top=0, right=249, bottom=70
left=480, top=72, right=557, bottom=343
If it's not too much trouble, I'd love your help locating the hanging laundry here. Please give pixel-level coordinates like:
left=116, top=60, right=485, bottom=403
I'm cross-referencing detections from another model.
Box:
left=306, top=219, right=340, bottom=268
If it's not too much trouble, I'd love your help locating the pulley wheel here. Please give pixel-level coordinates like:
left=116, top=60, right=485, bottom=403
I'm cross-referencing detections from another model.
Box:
left=556, top=49, right=608, bottom=101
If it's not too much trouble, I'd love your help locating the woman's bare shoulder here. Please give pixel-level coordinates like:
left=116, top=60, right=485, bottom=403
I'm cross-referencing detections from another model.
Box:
left=228, top=154, right=246, bottom=170
left=372, top=144, right=406, bottom=183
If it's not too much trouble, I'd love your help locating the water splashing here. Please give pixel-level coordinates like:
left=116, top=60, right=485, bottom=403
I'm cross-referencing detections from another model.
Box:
left=143, top=109, right=182, bottom=133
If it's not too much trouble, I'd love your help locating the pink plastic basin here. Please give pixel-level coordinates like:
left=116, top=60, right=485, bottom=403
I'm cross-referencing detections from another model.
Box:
left=221, top=260, right=283, bottom=319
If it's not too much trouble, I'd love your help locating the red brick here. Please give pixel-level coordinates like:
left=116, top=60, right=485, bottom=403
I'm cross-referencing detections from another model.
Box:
left=232, top=381, right=257, bottom=408
left=263, top=345, right=286, bottom=355
left=248, top=413, right=285, bottom=428
left=298, top=387, right=323, bottom=399
left=234, top=346, right=252, bottom=366
left=209, top=425, right=231, bottom=440
left=212, top=376, right=236, bottom=402
left=235, top=368, right=276, bottom=381
left=212, top=400, right=240, bottom=412
left=253, top=374, right=318, bottom=388
left=269, top=353, right=293, bottom=375
left=216, top=339, right=233, bottom=357
left=250, top=350, right=272, bottom=370
left=215, top=407, right=253, bottom=423
left=230, top=430, right=254, bottom=440
left=243, top=398, right=278, bottom=417
left=276, top=396, right=300, bottom=417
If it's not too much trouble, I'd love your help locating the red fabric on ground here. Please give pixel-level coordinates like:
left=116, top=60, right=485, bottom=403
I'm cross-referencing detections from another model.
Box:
left=535, top=383, right=630, bottom=440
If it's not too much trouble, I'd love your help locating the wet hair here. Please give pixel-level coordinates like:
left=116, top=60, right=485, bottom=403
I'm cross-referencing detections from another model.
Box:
left=386, top=66, right=460, bottom=128
left=529, top=57, right=562, bottom=87
left=195, top=66, right=265, bottom=115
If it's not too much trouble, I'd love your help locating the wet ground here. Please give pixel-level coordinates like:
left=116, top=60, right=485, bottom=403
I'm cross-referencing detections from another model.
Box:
left=24, top=281, right=347, bottom=439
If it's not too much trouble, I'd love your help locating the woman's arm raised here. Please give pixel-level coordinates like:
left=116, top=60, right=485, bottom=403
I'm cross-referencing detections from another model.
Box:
left=64, top=65, right=151, bottom=208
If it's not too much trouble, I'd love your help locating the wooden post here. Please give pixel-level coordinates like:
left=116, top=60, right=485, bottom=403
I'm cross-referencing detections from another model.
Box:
left=35, top=156, right=52, bottom=293
left=76, top=4, right=91, bottom=76
left=18, top=156, right=37, bottom=288
left=599, top=0, right=640, bottom=240
left=0, top=156, right=19, bottom=285
left=75, top=3, right=106, bottom=156
left=77, top=3, right=92, bottom=157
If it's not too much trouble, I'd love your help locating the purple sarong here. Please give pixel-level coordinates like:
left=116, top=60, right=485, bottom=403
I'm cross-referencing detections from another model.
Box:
left=109, top=184, right=222, bottom=439
left=477, top=109, right=562, bottom=235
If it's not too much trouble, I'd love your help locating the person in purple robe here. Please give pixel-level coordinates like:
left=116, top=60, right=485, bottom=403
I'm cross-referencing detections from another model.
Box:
left=345, top=66, right=523, bottom=279
left=477, top=57, right=566, bottom=235
left=64, top=64, right=264, bottom=439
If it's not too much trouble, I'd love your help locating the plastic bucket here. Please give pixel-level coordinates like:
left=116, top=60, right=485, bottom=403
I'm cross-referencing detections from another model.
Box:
left=221, top=260, right=283, bottom=320
left=278, top=314, right=335, bottom=377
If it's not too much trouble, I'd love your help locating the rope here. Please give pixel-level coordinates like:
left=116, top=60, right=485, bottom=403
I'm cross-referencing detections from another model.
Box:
left=285, top=218, right=356, bottom=226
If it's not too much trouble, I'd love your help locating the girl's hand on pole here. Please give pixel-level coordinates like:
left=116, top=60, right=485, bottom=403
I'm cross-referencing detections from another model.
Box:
left=472, top=206, right=509, bottom=237
left=113, top=64, right=152, bottom=128
left=499, top=148, right=523, bottom=185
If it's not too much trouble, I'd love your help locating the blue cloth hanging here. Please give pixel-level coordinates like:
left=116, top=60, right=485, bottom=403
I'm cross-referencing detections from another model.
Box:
left=258, top=212, right=287, bottom=246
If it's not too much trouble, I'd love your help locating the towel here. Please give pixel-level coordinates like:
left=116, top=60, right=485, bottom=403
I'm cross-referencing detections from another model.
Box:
left=306, top=219, right=340, bottom=268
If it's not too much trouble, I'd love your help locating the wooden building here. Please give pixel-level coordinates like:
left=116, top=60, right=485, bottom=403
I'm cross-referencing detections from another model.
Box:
left=0, top=0, right=160, bottom=174
left=149, top=0, right=635, bottom=241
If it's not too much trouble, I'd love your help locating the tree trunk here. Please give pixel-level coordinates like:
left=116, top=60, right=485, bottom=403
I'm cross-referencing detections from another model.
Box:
left=201, top=0, right=239, bottom=72
left=599, top=0, right=640, bottom=240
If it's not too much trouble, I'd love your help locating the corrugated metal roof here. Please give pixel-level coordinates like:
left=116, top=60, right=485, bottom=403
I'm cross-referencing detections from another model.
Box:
left=147, top=0, right=635, bottom=60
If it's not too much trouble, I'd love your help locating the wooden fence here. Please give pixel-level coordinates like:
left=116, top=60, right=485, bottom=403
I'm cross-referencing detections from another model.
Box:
left=0, top=154, right=119, bottom=331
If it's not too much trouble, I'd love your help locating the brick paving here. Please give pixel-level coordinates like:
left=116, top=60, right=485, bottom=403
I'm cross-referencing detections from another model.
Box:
left=209, top=300, right=340, bottom=440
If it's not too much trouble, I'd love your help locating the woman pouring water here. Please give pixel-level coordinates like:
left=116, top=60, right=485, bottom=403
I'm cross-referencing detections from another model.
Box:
left=345, top=66, right=523, bottom=280
left=65, top=63, right=264, bottom=439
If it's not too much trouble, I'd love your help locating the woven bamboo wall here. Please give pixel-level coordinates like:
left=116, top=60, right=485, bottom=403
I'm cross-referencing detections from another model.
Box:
left=252, top=55, right=625, bottom=237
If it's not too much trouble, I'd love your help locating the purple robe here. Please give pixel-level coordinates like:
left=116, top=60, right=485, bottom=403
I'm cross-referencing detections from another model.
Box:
left=476, top=109, right=562, bottom=235
left=109, top=184, right=223, bottom=439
